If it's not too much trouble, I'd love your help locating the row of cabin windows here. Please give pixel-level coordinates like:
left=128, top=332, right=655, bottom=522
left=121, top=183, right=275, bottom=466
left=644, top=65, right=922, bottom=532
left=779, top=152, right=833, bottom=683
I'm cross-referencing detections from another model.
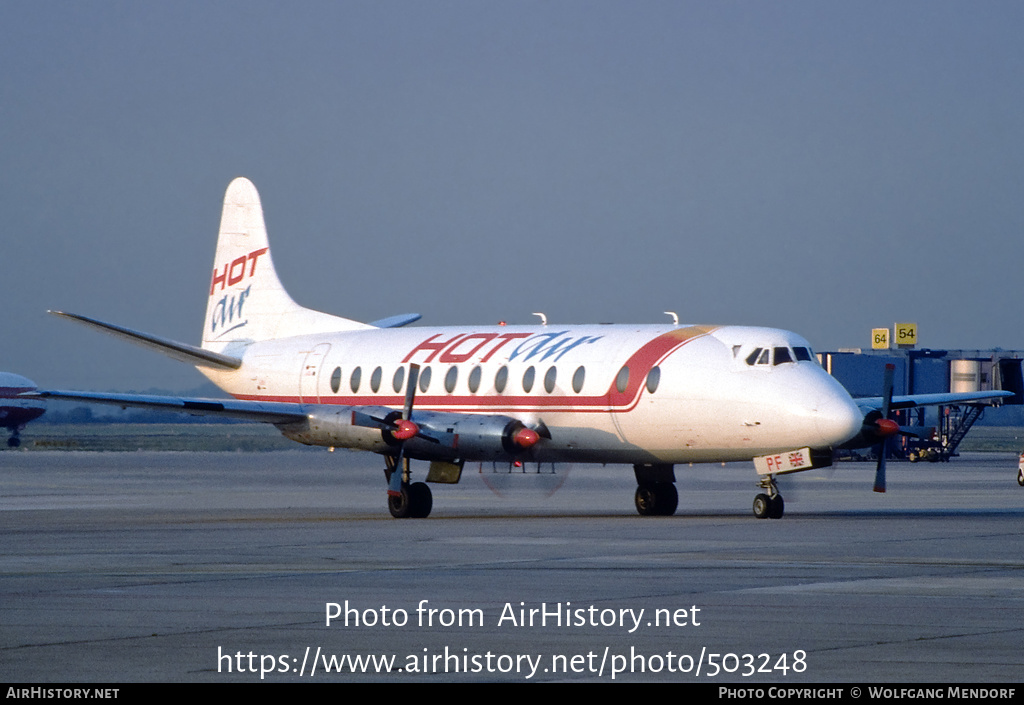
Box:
left=327, top=364, right=661, bottom=396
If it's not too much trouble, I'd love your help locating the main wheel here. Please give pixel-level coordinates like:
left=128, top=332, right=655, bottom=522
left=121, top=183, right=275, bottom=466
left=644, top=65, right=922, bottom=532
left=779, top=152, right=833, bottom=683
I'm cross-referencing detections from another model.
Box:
left=753, top=493, right=771, bottom=519
left=635, top=485, right=659, bottom=516
left=655, top=482, right=678, bottom=516
left=388, top=486, right=413, bottom=518
left=635, top=483, right=678, bottom=516
left=409, top=482, right=433, bottom=518
left=388, top=483, right=433, bottom=518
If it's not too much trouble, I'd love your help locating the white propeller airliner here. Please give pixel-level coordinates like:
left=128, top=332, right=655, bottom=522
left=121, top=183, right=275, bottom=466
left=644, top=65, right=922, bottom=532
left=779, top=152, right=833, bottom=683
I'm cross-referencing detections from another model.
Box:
left=33, top=178, right=1010, bottom=518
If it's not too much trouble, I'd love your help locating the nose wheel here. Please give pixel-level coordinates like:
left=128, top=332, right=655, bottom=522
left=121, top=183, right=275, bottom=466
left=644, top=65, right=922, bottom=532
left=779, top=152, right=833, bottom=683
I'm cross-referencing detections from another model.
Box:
left=753, top=476, right=784, bottom=519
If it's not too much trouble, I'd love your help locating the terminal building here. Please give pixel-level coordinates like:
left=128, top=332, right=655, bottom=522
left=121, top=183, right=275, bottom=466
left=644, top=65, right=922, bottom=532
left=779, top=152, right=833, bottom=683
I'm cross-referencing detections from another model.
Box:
left=821, top=326, right=1024, bottom=461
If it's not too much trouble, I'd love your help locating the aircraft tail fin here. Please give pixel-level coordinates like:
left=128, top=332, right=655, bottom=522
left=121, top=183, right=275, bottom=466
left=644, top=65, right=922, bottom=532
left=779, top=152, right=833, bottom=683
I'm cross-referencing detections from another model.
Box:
left=203, top=177, right=371, bottom=353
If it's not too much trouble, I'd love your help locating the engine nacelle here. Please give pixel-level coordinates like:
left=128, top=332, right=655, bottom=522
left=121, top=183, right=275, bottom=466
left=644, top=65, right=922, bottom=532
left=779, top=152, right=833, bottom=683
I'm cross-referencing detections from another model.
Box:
left=837, top=409, right=898, bottom=450
left=278, top=406, right=389, bottom=451
left=279, top=405, right=545, bottom=463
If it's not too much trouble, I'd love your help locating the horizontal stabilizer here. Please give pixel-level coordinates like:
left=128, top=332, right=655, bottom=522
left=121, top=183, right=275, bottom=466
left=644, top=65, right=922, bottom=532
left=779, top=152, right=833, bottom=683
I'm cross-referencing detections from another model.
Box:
left=50, top=311, right=242, bottom=370
left=368, top=313, right=422, bottom=328
left=28, top=390, right=306, bottom=425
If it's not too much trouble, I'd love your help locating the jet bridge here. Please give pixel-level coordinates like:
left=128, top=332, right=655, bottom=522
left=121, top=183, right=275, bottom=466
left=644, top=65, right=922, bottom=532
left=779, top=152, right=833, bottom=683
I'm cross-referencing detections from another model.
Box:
left=821, top=348, right=1024, bottom=462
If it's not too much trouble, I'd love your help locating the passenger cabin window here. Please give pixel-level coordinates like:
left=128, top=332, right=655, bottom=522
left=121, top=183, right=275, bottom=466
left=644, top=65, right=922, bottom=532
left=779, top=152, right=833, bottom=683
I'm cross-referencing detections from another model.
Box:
left=330, top=367, right=342, bottom=394
left=350, top=366, right=362, bottom=393
left=522, top=366, right=535, bottom=393
left=646, top=366, right=661, bottom=393
left=572, top=366, right=585, bottom=393
left=370, top=366, right=382, bottom=393
left=495, top=366, right=508, bottom=394
left=544, top=366, right=557, bottom=393
left=615, top=366, right=629, bottom=393
left=444, top=367, right=458, bottom=393
left=468, top=366, right=482, bottom=394
left=419, top=366, right=431, bottom=392
left=393, top=366, right=405, bottom=392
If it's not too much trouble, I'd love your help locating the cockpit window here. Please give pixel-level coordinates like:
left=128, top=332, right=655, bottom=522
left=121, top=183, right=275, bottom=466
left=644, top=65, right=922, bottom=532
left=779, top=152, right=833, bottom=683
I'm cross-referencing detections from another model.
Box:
left=745, top=344, right=813, bottom=367
left=746, top=348, right=771, bottom=366
left=773, top=347, right=794, bottom=365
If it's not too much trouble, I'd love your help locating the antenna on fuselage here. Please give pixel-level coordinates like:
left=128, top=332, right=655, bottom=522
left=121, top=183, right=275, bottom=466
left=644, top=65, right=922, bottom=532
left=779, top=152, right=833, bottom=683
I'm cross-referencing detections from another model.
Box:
left=664, top=311, right=679, bottom=326
left=532, top=312, right=548, bottom=326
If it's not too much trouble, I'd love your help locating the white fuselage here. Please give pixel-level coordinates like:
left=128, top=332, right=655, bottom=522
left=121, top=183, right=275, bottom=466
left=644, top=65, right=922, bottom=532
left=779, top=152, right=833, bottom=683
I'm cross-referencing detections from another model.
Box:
left=198, top=322, right=864, bottom=465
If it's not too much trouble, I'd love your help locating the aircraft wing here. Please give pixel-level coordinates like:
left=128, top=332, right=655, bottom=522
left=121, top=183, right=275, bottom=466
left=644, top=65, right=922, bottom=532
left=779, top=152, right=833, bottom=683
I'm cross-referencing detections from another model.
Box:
left=855, top=390, right=1013, bottom=412
left=26, top=390, right=308, bottom=425
left=49, top=311, right=242, bottom=370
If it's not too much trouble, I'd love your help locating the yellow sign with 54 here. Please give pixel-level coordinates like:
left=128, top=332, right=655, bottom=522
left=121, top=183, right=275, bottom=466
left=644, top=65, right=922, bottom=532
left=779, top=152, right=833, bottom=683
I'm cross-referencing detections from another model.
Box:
left=895, top=322, right=917, bottom=348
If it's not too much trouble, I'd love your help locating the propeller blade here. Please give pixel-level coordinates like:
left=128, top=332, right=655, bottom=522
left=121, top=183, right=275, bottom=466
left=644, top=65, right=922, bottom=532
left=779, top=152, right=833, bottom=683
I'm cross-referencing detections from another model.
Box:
left=880, top=363, right=895, bottom=418
left=873, top=363, right=895, bottom=493
left=389, top=364, right=420, bottom=498
left=351, top=410, right=394, bottom=430
left=388, top=445, right=405, bottom=497
left=403, top=364, right=419, bottom=420
left=873, top=440, right=887, bottom=493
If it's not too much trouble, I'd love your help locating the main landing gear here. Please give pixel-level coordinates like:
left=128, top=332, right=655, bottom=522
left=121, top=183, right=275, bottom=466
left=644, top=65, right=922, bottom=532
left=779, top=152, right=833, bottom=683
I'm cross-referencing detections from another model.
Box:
left=635, top=483, right=678, bottom=516
left=753, top=475, right=784, bottom=519
left=633, top=464, right=678, bottom=516
left=385, top=455, right=432, bottom=518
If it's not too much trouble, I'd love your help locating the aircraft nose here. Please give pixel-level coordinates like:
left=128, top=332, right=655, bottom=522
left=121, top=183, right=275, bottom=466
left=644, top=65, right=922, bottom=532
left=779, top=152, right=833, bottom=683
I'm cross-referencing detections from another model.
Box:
left=814, top=389, right=863, bottom=447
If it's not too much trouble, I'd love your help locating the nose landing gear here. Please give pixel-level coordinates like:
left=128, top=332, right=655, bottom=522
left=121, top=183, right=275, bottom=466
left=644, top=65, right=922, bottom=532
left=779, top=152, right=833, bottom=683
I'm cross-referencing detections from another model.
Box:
left=753, top=476, right=784, bottom=519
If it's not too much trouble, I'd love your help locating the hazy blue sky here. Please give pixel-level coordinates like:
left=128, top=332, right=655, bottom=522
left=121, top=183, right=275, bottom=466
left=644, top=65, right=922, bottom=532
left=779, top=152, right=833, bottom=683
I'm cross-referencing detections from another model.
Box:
left=3, top=1, right=1023, bottom=391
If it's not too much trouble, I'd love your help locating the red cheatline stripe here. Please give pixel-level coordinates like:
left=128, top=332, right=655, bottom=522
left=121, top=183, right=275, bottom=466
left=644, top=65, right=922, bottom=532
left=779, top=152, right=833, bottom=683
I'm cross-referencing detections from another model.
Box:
left=234, top=326, right=718, bottom=413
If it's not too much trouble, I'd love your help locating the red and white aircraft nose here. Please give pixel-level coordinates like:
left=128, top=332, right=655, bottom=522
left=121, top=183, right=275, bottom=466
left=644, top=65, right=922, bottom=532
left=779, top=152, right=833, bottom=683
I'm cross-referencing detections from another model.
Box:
left=0, top=372, right=37, bottom=398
